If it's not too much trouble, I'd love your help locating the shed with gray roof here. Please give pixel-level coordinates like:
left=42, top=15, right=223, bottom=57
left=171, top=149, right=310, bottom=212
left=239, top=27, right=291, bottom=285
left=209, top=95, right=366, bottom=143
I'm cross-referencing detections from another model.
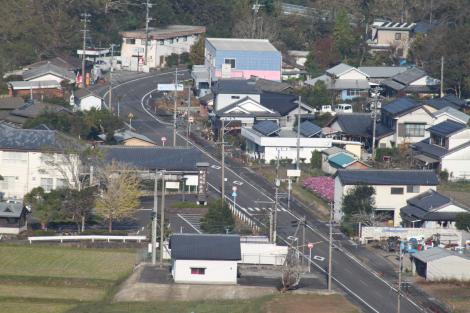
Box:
left=0, top=202, right=28, bottom=234
left=412, top=247, right=470, bottom=281
left=336, top=169, right=439, bottom=186
left=170, top=233, right=241, bottom=284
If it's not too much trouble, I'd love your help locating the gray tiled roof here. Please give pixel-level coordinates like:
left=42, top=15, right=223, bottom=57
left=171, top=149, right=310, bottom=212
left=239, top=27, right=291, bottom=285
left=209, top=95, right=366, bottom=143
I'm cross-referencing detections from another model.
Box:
left=357, top=66, right=408, bottom=78
left=407, top=190, right=451, bottom=211
left=299, top=121, right=322, bottom=137
left=0, top=202, right=26, bottom=218
left=0, top=97, right=25, bottom=110
left=428, top=120, right=466, bottom=137
left=326, top=63, right=355, bottom=77
left=333, top=113, right=372, bottom=137
left=260, top=92, right=298, bottom=115
left=337, top=169, right=439, bottom=186
left=170, top=233, right=241, bottom=261
left=101, top=146, right=203, bottom=171
left=412, top=140, right=448, bottom=159
left=213, top=80, right=259, bottom=95
left=424, top=95, right=466, bottom=110
left=382, top=97, right=420, bottom=116
left=0, top=123, right=66, bottom=151
left=249, top=77, right=292, bottom=93
left=22, top=62, right=76, bottom=82
left=10, top=102, right=71, bottom=119
left=433, top=107, right=470, bottom=124
left=390, top=67, right=426, bottom=85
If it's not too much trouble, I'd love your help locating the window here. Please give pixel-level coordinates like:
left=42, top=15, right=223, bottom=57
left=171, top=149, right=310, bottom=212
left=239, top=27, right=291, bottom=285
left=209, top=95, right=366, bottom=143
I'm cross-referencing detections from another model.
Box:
left=158, top=40, right=164, bottom=45
left=346, top=89, right=362, bottom=97
left=391, top=187, right=404, bottom=195
left=395, top=33, right=402, bottom=40
left=2, top=152, right=27, bottom=164
left=40, top=178, right=53, bottom=192
left=56, top=178, right=68, bottom=189
left=182, top=36, right=188, bottom=42
left=224, top=58, right=236, bottom=69
left=231, top=96, right=240, bottom=100
left=405, top=123, right=425, bottom=137
left=0, top=176, right=16, bottom=190
left=407, top=185, right=420, bottom=193
left=190, top=268, right=205, bottom=275
left=125, top=38, right=135, bottom=45
left=168, top=38, right=174, bottom=44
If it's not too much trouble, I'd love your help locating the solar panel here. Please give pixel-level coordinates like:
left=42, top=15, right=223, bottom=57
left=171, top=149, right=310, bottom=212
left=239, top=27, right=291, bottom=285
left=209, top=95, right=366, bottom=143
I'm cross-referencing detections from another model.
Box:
left=253, top=120, right=280, bottom=136
left=299, top=121, right=321, bottom=137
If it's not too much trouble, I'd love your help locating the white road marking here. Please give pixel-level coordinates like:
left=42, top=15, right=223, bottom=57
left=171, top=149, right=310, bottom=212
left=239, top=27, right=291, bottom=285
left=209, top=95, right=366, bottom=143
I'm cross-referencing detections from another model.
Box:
left=211, top=164, right=221, bottom=170
left=233, top=180, right=244, bottom=186
left=254, top=207, right=260, bottom=211
left=313, top=255, right=325, bottom=261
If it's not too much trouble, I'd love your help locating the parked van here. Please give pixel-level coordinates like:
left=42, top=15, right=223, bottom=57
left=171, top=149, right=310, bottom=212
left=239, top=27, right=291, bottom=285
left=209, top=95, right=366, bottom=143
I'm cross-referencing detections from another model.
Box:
left=314, top=105, right=334, bottom=114
left=335, top=103, right=353, bottom=113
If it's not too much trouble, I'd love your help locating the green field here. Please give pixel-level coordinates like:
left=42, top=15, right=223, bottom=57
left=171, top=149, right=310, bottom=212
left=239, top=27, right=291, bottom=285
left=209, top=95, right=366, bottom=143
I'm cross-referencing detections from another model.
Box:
left=0, top=245, right=359, bottom=313
left=0, top=244, right=136, bottom=313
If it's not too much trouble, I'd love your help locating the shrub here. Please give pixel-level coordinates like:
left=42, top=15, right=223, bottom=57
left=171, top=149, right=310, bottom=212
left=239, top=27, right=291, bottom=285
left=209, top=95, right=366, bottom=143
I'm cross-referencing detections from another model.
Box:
left=31, top=229, right=56, bottom=236
left=310, top=151, right=322, bottom=169
left=439, top=170, right=449, bottom=182
left=81, top=229, right=128, bottom=236
left=375, top=147, right=399, bottom=162
left=303, top=176, right=334, bottom=201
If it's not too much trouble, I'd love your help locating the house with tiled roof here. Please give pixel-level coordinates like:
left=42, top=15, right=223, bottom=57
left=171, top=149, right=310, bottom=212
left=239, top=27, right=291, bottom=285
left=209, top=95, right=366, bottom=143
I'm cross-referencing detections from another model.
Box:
left=334, top=169, right=439, bottom=226
left=381, top=67, right=440, bottom=97
left=412, top=120, right=470, bottom=180
left=400, top=189, right=470, bottom=229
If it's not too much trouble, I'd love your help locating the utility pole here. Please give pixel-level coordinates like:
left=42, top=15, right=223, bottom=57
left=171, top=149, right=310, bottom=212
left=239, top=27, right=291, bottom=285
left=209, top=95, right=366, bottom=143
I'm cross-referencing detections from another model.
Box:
left=151, top=170, right=159, bottom=265
left=429, top=0, right=433, bottom=24
left=144, top=0, right=153, bottom=66
left=328, top=200, right=333, bottom=292
left=269, top=210, right=274, bottom=243
left=186, top=86, right=191, bottom=147
left=173, top=66, right=178, bottom=146
left=108, top=44, right=117, bottom=111
left=160, top=171, right=166, bottom=268
left=371, top=87, right=381, bottom=159
left=440, top=56, right=445, bottom=98
left=273, top=150, right=280, bottom=244
left=251, top=0, right=262, bottom=38
left=80, top=12, right=91, bottom=89
left=296, top=96, right=301, bottom=171
left=397, top=242, right=403, bottom=313
left=221, top=119, right=225, bottom=202
left=302, top=216, right=306, bottom=266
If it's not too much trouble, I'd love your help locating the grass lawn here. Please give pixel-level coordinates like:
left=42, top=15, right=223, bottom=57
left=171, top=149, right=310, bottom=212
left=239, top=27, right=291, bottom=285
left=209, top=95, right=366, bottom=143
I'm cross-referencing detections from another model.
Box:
left=0, top=244, right=137, bottom=313
left=0, top=247, right=360, bottom=313
left=0, top=245, right=136, bottom=280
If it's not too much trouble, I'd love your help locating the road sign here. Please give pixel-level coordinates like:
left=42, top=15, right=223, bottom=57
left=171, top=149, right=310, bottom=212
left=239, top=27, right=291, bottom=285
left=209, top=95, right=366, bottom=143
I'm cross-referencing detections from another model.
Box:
left=128, top=112, right=134, bottom=119
left=232, top=191, right=237, bottom=198
left=157, top=83, right=184, bottom=91
left=232, top=186, right=237, bottom=192
left=161, top=136, right=167, bottom=143
left=287, top=169, right=301, bottom=177
left=188, top=116, right=194, bottom=123
left=308, top=242, right=314, bottom=249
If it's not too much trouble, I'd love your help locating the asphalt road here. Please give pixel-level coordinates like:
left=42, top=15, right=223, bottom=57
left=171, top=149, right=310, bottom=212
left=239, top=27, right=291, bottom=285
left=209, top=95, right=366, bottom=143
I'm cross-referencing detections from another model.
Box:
left=97, top=70, right=427, bottom=313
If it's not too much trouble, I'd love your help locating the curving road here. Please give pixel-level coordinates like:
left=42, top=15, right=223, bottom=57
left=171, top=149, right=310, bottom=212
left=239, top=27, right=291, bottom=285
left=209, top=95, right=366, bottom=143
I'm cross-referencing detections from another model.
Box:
left=97, top=71, right=429, bottom=313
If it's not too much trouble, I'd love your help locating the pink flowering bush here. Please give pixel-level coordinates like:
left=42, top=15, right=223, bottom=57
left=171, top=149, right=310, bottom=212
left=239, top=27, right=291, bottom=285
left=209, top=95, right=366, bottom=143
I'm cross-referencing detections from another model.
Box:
left=303, top=176, right=334, bottom=202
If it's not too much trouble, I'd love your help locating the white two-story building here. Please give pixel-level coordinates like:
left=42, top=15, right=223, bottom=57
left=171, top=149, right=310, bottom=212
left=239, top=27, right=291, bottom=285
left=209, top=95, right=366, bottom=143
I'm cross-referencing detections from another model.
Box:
left=334, top=169, right=439, bottom=226
left=0, top=124, right=77, bottom=199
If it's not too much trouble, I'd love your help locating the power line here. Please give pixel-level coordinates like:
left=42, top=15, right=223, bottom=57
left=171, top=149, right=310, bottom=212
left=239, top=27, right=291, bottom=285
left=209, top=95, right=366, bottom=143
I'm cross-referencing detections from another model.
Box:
left=80, top=12, right=91, bottom=89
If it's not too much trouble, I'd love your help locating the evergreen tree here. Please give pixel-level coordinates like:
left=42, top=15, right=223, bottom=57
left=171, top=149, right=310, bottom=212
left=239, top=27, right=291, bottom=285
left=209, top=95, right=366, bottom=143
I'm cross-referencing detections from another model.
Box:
left=201, top=200, right=235, bottom=234
left=304, top=51, right=321, bottom=77
left=333, top=9, right=356, bottom=59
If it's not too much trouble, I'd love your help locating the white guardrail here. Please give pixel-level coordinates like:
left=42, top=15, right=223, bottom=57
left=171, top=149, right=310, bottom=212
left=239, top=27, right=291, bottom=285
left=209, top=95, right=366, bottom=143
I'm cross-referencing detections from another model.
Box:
left=28, top=235, right=147, bottom=244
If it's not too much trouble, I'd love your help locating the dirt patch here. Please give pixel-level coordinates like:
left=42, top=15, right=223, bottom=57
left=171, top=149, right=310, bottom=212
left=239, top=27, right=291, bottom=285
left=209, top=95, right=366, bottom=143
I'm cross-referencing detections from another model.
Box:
left=263, top=294, right=360, bottom=313
left=418, top=281, right=470, bottom=313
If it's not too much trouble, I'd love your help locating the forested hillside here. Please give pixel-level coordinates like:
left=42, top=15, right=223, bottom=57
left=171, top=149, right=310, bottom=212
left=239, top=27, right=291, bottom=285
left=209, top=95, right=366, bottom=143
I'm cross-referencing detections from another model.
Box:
left=1, top=0, right=470, bottom=96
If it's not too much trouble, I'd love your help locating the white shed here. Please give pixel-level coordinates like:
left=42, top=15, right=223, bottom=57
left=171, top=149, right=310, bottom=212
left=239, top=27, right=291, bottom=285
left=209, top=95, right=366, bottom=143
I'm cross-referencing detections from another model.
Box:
left=413, top=247, right=470, bottom=281
left=170, top=233, right=241, bottom=284
left=73, top=89, right=103, bottom=111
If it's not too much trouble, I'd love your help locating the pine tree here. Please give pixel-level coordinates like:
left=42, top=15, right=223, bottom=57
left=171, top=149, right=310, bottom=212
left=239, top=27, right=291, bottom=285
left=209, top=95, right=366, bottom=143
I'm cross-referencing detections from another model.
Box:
left=201, top=200, right=235, bottom=234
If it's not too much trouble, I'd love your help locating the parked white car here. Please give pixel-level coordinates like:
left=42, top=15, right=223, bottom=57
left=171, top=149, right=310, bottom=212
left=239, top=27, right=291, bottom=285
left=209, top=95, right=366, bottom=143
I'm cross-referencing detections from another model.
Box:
left=335, top=103, right=353, bottom=113
left=94, top=59, right=111, bottom=72
left=313, top=105, right=334, bottom=114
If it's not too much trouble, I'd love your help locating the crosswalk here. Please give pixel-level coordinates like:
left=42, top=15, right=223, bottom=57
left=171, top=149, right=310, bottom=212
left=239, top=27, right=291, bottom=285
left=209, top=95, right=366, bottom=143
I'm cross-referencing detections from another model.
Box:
left=239, top=207, right=288, bottom=214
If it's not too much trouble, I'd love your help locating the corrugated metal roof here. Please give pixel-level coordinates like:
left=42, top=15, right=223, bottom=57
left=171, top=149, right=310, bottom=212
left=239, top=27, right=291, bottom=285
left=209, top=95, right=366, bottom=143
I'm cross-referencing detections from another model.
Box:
left=170, top=233, right=241, bottom=261
left=412, top=247, right=453, bottom=262
left=337, top=169, right=439, bottom=186
left=329, top=153, right=356, bottom=168
left=357, top=66, right=408, bottom=78
left=207, top=38, right=278, bottom=52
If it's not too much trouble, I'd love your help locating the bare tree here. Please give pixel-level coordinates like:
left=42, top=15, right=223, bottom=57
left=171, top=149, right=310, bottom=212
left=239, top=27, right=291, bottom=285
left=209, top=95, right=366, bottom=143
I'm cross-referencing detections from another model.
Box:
left=95, top=161, right=142, bottom=233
